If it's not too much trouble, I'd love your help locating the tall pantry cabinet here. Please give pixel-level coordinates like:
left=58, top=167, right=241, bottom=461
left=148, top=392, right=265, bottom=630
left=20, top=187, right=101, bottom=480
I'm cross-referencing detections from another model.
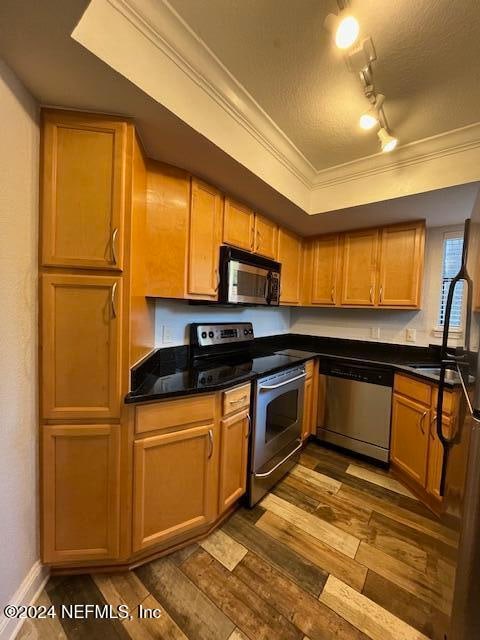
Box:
left=39, top=110, right=154, bottom=565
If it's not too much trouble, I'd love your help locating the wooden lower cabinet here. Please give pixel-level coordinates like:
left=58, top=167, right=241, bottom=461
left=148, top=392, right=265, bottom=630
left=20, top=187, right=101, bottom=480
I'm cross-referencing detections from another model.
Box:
left=218, top=409, right=249, bottom=511
left=133, top=423, right=218, bottom=553
left=391, top=394, right=430, bottom=486
left=42, top=424, right=121, bottom=564
left=391, top=374, right=461, bottom=506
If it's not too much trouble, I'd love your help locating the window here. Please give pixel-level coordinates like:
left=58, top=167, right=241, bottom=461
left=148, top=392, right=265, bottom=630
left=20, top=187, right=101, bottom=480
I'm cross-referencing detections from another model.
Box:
left=438, top=232, right=464, bottom=329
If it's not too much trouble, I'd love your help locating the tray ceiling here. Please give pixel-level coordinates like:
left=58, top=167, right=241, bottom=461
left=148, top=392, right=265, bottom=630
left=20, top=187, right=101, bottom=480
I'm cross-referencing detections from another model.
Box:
left=168, top=0, right=480, bottom=170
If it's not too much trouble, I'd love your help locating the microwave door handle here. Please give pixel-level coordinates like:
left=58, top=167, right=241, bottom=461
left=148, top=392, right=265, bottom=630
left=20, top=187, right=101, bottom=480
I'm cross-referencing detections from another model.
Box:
left=265, top=271, right=272, bottom=304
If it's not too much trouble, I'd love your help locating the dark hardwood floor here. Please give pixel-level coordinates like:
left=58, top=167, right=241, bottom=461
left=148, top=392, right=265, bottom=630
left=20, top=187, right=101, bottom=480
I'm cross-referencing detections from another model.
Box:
left=18, top=442, right=457, bottom=640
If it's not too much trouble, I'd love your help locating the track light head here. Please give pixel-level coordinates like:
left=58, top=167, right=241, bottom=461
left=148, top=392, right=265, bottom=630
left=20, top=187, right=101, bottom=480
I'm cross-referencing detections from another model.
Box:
left=324, top=11, right=360, bottom=50
left=359, top=94, right=385, bottom=130
left=378, top=127, right=398, bottom=153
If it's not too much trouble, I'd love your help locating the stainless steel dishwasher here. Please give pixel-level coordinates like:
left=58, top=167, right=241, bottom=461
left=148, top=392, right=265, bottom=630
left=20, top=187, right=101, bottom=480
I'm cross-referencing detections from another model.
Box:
left=317, top=360, right=393, bottom=462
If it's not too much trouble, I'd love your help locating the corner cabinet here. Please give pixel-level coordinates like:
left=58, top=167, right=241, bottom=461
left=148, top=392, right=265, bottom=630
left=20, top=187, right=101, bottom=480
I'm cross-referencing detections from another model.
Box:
left=188, top=178, right=223, bottom=300
left=42, top=424, right=121, bottom=564
left=278, top=228, right=303, bottom=305
left=41, top=110, right=128, bottom=271
left=391, top=393, right=430, bottom=485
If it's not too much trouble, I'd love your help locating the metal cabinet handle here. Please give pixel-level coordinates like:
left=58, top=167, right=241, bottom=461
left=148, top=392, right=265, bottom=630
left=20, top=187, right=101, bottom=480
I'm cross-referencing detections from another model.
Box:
left=254, top=440, right=302, bottom=478
left=214, top=269, right=220, bottom=292
left=430, top=413, right=437, bottom=439
left=331, top=287, right=335, bottom=302
left=246, top=413, right=251, bottom=439
left=111, top=282, right=117, bottom=318
left=111, top=227, right=119, bottom=265
left=379, top=286, right=383, bottom=303
left=259, top=372, right=306, bottom=391
left=207, top=429, right=214, bottom=459
left=369, top=286, right=374, bottom=304
left=419, top=410, right=428, bottom=435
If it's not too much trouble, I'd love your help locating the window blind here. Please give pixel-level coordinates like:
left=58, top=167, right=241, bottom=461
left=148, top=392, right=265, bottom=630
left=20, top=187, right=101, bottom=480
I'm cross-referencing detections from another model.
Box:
left=438, top=235, right=464, bottom=328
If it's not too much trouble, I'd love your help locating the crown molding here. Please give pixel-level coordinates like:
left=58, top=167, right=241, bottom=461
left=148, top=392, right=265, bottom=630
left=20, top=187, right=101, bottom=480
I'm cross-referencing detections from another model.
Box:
left=106, top=0, right=317, bottom=185
left=312, top=122, right=480, bottom=190
left=73, top=0, right=480, bottom=216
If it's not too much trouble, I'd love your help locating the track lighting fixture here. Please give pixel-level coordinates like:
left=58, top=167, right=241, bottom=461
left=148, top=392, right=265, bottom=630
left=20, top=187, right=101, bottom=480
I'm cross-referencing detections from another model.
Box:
left=359, top=94, right=384, bottom=131
left=324, top=10, right=360, bottom=50
left=378, top=127, right=398, bottom=153
left=324, top=2, right=399, bottom=153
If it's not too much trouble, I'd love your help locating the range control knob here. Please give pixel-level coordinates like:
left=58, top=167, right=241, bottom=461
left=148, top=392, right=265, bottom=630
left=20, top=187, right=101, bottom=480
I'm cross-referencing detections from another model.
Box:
left=244, top=329, right=249, bottom=335
left=201, top=331, right=207, bottom=339
left=208, top=331, right=214, bottom=338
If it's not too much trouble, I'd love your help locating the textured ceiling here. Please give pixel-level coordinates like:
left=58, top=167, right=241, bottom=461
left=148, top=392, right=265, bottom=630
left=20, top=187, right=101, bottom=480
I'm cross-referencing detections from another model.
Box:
left=168, top=0, right=480, bottom=170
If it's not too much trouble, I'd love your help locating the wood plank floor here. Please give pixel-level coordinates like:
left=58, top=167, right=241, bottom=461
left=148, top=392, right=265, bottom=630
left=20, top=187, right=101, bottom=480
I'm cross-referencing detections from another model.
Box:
left=18, top=443, right=456, bottom=640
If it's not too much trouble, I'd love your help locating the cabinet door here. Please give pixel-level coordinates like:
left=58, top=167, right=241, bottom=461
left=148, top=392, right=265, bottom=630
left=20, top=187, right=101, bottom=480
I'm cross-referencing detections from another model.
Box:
left=391, top=394, right=430, bottom=486
left=311, top=235, right=340, bottom=305
left=341, top=229, right=379, bottom=306
left=278, top=228, right=302, bottom=305
left=219, top=410, right=249, bottom=512
left=41, top=274, right=122, bottom=420
left=133, top=424, right=218, bottom=552
left=188, top=178, right=223, bottom=299
left=223, top=197, right=254, bottom=251
left=378, top=222, right=425, bottom=307
left=42, top=424, right=121, bottom=563
left=426, top=413, right=447, bottom=501
left=41, top=110, right=128, bottom=270
left=254, top=214, right=278, bottom=259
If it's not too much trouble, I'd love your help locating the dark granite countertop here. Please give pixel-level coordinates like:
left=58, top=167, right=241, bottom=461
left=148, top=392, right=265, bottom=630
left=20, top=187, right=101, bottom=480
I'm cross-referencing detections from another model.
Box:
left=125, top=334, right=463, bottom=404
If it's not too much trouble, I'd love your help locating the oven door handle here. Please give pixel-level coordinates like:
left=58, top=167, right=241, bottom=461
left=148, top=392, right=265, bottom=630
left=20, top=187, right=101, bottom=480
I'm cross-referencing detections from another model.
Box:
left=253, top=440, right=303, bottom=478
left=259, top=372, right=306, bottom=391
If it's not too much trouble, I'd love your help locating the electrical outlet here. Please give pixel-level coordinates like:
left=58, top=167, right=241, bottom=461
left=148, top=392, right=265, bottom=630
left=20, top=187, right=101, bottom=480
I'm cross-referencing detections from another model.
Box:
left=162, top=324, right=174, bottom=344
left=370, top=327, right=380, bottom=340
left=406, top=328, right=416, bottom=343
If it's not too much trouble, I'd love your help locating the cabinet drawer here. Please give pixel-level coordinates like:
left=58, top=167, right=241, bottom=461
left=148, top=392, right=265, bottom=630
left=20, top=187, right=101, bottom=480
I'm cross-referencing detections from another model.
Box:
left=394, top=374, right=431, bottom=406
left=135, top=394, right=215, bottom=435
left=222, top=384, right=251, bottom=416
left=305, top=359, right=316, bottom=380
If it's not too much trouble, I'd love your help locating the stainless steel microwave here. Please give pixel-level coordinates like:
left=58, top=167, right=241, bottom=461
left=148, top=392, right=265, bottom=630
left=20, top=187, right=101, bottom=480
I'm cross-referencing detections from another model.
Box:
left=219, top=246, right=281, bottom=306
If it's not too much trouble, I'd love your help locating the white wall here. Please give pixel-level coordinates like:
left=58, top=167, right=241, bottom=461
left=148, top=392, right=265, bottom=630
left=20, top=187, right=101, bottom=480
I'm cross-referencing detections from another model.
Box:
left=291, top=226, right=464, bottom=347
left=0, top=59, right=46, bottom=638
left=154, top=300, right=291, bottom=346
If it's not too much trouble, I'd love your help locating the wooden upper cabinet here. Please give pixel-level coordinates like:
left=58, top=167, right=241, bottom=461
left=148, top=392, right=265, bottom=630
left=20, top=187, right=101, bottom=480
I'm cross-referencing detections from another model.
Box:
left=278, top=228, right=302, bottom=305
left=254, top=214, right=278, bottom=259
left=41, top=273, right=122, bottom=420
left=218, top=409, right=249, bottom=513
left=341, top=228, right=379, bottom=306
left=378, top=222, right=425, bottom=308
left=311, top=235, right=340, bottom=305
left=188, top=178, right=223, bottom=299
left=223, top=197, right=254, bottom=251
left=42, top=424, right=121, bottom=563
left=41, top=110, right=128, bottom=270
left=132, top=423, right=218, bottom=552
left=145, top=161, right=190, bottom=299
left=391, top=393, right=430, bottom=486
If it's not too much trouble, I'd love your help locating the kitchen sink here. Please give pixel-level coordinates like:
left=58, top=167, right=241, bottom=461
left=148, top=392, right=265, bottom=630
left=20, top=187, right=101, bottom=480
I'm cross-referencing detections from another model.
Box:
left=409, top=365, right=473, bottom=384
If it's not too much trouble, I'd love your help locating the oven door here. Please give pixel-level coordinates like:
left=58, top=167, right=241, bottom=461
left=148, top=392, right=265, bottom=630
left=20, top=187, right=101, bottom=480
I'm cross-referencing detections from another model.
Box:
left=253, top=366, right=305, bottom=470
left=227, top=260, right=275, bottom=305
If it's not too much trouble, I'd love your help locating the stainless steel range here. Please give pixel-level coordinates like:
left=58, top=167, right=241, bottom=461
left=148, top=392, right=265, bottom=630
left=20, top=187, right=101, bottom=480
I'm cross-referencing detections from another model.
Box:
left=189, top=322, right=306, bottom=506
